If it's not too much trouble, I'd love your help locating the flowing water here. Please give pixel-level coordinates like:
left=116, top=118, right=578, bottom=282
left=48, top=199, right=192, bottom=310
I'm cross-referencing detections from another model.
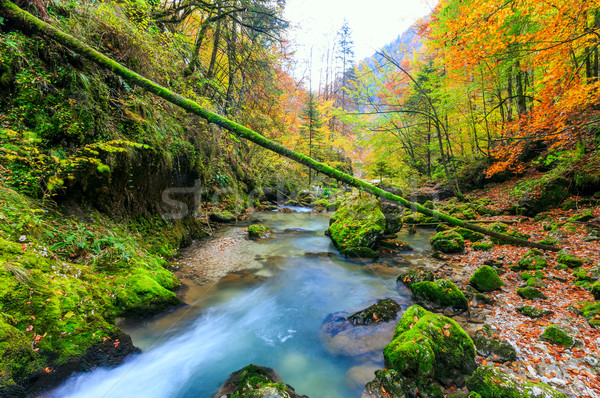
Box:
left=47, top=209, right=436, bottom=398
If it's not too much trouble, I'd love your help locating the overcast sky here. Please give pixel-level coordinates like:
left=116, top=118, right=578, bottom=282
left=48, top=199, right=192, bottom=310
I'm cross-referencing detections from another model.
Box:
left=282, top=0, right=435, bottom=85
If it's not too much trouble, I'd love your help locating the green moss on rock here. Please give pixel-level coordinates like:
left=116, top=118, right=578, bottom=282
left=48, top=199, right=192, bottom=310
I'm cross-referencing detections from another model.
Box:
left=410, top=279, right=469, bottom=312
left=209, top=210, right=237, bottom=223
left=248, top=224, right=270, bottom=239
left=516, top=306, right=554, bottom=319
left=540, top=325, right=574, bottom=347
left=345, top=299, right=400, bottom=326
left=327, top=197, right=385, bottom=251
left=556, top=250, right=583, bottom=268
left=591, top=281, right=600, bottom=300
left=339, top=246, right=378, bottom=259
left=472, top=241, right=494, bottom=251
left=526, top=277, right=547, bottom=288
left=516, top=256, right=548, bottom=271
left=396, top=269, right=435, bottom=288
left=454, top=227, right=484, bottom=242
left=473, top=325, right=517, bottom=363
left=569, top=209, right=594, bottom=222
left=382, top=305, right=476, bottom=390
left=517, top=287, right=547, bottom=300
left=215, top=364, right=304, bottom=398
left=469, top=265, right=504, bottom=292
left=430, top=230, right=465, bottom=253
left=466, top=366, right=567, bottom=398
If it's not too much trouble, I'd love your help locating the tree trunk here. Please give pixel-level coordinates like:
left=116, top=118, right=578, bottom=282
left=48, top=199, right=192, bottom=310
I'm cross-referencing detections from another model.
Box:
left=0, top=0, right=560, bottom=252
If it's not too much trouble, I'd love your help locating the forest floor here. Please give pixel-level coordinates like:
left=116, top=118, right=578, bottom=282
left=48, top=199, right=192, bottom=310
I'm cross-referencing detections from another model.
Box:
left=431, top=180, right=600, bottom=398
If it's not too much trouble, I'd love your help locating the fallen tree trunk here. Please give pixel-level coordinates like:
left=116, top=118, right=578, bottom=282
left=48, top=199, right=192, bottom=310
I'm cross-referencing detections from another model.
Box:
left=0, top=1, right=559, bottom=252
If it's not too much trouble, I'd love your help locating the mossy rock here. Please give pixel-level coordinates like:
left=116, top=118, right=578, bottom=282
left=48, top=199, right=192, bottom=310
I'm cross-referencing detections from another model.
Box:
left=472, top=241, right=494, bottom=251
left=215, top=364, right=305, bottom=398
left=516, top=256, right=548, bottom=271
left=473, top=325, right=517, bottom=363
left=115, top=273, right=180, bottom=317
left=312, top=198, right=330, bottom=208
left=473, top=293, right=495, bottom=305
left=489, top=222, right=509, bottom=234
left=570, top=302, right=600, bottom=328
left=453, top=227, right=484, bottom=242
left=540, top=325, right=574, bottom=347
left=592, top=281, right=600, bottom=300
left=466, top=366, right=567, bottom=398
left=526, top=277, right=547, bottom=288
left=537, top=237, right=561, bottom=246
left=365, top=368, right=441, bottom=398
left=382, top=305, right=476, bottom=390
left=0, top=316, right=42, bottom=391
left=339, top=246, right=378, bottom=259
left=517, top=287, right=547, bottom=300
left=556, top=250, right=583, bottom=268
left=430, top=230, right=465, bottom=253
left=573, top=265, right=600, bottom=284
left=209, top=210, right=236, bottom=223
left=514, top=177, right=569, bottom=217
left=520, top=270, right=545, bottom=281
left=436, top=223, right=451, bottom=232
left=248, top=224, right=270, bottom=239
left=516, top=305, right=553, bottom=319
left=326, top=197, right=385, bottom=251
left=401, top=212, right=435, bottom=225
left=469, top=265, right=504, bottom=292
left=396, top=269, right=435, bottom=288
left=569, top=209, right=594, bottom=222
left=378, top=238, right=413, bottom=251
left=410, top=279, right=469, bottom=312
left=345, top=299, right=400, bottom=326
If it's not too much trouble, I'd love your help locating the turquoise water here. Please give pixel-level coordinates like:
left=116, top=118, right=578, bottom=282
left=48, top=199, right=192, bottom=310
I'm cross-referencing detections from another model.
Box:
left=47, top=210, right=433, bottom=398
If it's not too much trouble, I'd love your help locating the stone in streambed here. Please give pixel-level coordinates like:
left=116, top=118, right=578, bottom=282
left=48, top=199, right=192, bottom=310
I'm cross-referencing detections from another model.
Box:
left=472, top=324, right=517, bottom=363
left=516, top=305, right=554, bottom=319
left=556, top=250, right=583, bottom=268
left=430, top=230, right=465, bottom=253
left=469, top=265, right=504, bottom=292
left=410, top=279, right=469, bottom=313
left=345, top=299, right=400, bottom=326
left=326, top=196, right=385, bottom=251
left=396, top=268, right=434, bottom=288
left=540, top=325, right=574, bottom=347
left=247, top=224, right=270, bottom=239
left=517, top=286, right=547, bottom=300
left=214, top=364, right=307, bottom=398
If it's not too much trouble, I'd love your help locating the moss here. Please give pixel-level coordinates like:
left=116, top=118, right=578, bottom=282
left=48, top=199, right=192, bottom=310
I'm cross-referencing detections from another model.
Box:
left=454, top=227, right=484, bottom=242
left=410, top=279, right=469, bottom=312
left=209, top=210, right=236, bottom=223
left=339, top=246, right=378, bottom=259
left=401, top=212, right=436, bottom=225
left=526, top=277, right=547, bottom=288
left=466, top=366, right=567, bottom=398
left=248, top=224, right=270, bottom=239
left=345, top=299, right=400, bottom=326
left=517, top=287, right=547, bottom=300
left=326, top=196, right=385, bottom=251
left=469, top=265, right=504, bottom=292
left=569, top=209, right=594, bottom=222
left=378, top=238, right=413, bottom=251
left=540, top=325, right=574, bottom=347
left=430, top=230, right=465, bottom=253
left=0, top=316, right=42, bottom=390
left=520, top=270, right=545, bottom=280
left=489, top=222, right=509, bottom=234
left=383, top=305, right=476, bottom=390
left=516, top=305, right=553, bottom=318
left=396, top=269, right=435, bottom=287
left=312, top=198, right=330, bottom=208
left=114, top=273, right=180, bottom=317
left=472, top=241, right=494, bottom=251
left=220, top=364, right=298, bottom=398
left=537, top=237, right=560, bottom=246
left=473, top=325, right=517, bottom=363
left=365, top=368, right=443, bottom=398
left=592, top=281, right=600, bottom=300
left=556, top=250, right=583, bottom=268
left=570, top=302, right=600, bottom=328
left=516, top=256, right=548, bottom=270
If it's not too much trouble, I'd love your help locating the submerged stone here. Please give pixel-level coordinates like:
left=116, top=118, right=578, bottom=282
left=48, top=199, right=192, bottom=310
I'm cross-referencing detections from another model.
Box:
left=469, top=265, right=504, bottom=292
left=466, top=365, right=567, bottom=398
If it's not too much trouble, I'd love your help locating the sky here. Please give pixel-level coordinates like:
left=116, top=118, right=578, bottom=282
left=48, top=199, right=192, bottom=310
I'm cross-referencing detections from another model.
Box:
left=282, top=0, right=436, bottom=85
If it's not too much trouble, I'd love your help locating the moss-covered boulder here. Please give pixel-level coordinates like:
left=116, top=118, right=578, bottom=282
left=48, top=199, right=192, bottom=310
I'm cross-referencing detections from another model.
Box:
left=247, top=224, right=270, bottom=239
left=345, top=299, right=400, bottom=326
left=540, top=325, right=574, bottom=347
left=514, top=253, right=548, bottom=271
left=514, top=176, right=570, bottom=217
left=469, top=265, right=504, bottom=292
left=466, top=366, right=567, bottom=398
left=592, top=281, right=600, bottom=300
left=410, top=279, right=469, bottom=312
left=430, top=230, right=465, bottom=253
left=214, top=364, right=306, bottom=398
left=396, top=269, right=435, bottom=288
left=209, top=210, right=237, bottom=223
left=326, top=197, right=385, bottom=251
left=556, top=250, right=584, bottom=268
left=472, top=325, right=517, bottom=363
left=517, top=287, right=547, bottom=300
left=472, top=241, right=494, bottom=251
left=516, top=305, right=553, bottom=319
left=378, top=237, right=413, bottom=251
left=570, top=302, right=600, bottom=328
left=339, top=246, right=379, bottom=259
left=569, top=209, right=594, bottom=222
left=381, top=305, right=477, bottom=390
left=526, top=277, right=547, bottom=288
left=454, top=227, right=484, bottom=242
left=0, top=316, right=41, bottom=393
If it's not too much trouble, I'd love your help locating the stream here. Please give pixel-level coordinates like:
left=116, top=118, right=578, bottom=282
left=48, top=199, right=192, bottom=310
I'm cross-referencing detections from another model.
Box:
left=47, top=208, right=436, bottom=398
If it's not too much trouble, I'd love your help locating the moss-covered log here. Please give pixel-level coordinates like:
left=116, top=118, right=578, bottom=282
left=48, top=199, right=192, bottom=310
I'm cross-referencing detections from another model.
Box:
left=0, top=1, right=560, bottom=251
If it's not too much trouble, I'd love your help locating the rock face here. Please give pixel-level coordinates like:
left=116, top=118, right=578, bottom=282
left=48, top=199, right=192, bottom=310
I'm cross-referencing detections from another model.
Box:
left=366, top=305, right=477, bottom=397
left=469, top=265, right=504, bottom=292
left=466, top=365, right=567, bottom=398
left=326, top=197, right=385, bottom=252
left=410, top=279, right=469, bottom=313
left=214, top=364, right=307, bottom=398
left=430, top=230, right=465, bottom=253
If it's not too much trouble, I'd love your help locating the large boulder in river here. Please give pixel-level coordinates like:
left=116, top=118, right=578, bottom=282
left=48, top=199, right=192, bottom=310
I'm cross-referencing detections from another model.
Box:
left=326, top=196, right=385, bottom=251
left=214, top=364, right=307, bottom=398
left=365, top=305, right=476, bottom=397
